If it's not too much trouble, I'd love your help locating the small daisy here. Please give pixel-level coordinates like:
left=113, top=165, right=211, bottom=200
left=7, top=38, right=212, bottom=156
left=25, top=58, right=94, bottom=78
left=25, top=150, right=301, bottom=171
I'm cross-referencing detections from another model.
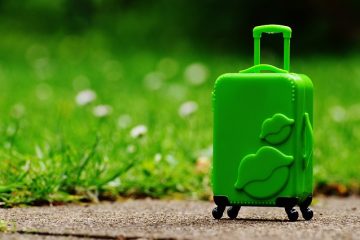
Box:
left=107, top=178, right=121, bottom=188
left=165, top=154, right=178, bottom=166
left=143, top=72, right=164, bottom=91
left=92, top=105, right=112, bottom=118
left=154, top=153, right=162, bottom=163
left=184, top=63, right=209, bottom=86
left=127, top=144, right=136, bottom=153
left=130, top=125, right=148, bottom=138
left=166, top=84, right=187, bottom=101
left=117, top=114, right=132, bottom=129
left=11, top=103, right=26, bottom=119
left=178, top=101, right=198, bottom=117
left=157, top=58, right=179, bottom=78
left=330, top=105, right=346, bottom=122
left=36, top=83, right=53, bottom=101
left=76, top=89, right=97, bottom=106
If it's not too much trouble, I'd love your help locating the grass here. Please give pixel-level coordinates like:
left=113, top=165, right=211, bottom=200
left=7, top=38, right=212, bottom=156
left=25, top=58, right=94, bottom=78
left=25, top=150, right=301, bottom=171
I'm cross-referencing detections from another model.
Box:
left=0, top=30, right=359, bottom=206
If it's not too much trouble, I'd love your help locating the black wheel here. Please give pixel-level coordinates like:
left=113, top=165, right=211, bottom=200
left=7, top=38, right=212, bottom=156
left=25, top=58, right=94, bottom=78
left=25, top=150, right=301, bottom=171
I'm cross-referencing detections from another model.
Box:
left=285, top=208, right=299, bottom=222
left=227, top=206, right=241, bottom=219
left=212, top=206, right=225, bottom=219
left=301, top=207, right=313, bottom=221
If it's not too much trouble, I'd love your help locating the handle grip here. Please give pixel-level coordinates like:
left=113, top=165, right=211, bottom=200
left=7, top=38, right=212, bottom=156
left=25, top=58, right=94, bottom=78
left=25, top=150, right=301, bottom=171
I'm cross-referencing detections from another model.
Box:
left=253, top=25, right=292, bottom=72
left=253, top=25, right=292, bottom=38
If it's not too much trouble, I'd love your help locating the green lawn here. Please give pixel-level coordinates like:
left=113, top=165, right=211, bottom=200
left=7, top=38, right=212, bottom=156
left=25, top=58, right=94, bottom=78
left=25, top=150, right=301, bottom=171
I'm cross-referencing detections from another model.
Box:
left=0, top=31, right=359, bottom=206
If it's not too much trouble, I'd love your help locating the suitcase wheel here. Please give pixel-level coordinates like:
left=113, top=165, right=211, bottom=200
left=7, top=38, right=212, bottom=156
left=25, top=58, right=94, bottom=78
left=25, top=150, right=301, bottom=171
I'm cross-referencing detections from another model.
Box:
left=227, top=206, right=241, bottom=219
left=300, top=195, right=313, bottom=220
left=212, top=206, right=225, bottom=219
left=285, top=207, right=299, bottom=222
left=300, top=207, right=313, bottom=221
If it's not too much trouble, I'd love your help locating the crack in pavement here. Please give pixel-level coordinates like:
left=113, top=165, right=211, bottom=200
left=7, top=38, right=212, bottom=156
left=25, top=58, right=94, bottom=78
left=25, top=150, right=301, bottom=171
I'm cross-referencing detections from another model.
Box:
left=15, top=230, right=179, bottom=240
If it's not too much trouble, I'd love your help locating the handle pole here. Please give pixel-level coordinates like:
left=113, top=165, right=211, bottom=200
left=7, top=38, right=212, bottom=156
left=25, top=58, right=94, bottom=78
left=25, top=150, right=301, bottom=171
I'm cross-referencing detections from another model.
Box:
left=254, top=37, right=260, bottom=66
left=284, top=38, right=290, bottom=71
left=253, top=25, right=292, bottom=72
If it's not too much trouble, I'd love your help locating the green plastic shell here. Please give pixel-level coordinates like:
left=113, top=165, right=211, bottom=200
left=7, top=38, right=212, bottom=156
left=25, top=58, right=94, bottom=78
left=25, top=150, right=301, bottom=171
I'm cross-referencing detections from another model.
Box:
left=212, top=25, right=313, bottom=206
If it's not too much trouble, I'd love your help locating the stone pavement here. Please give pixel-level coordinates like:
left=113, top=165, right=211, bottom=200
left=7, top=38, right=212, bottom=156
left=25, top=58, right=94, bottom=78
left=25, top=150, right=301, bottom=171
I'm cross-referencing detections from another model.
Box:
left=0, top=197, right=359, bottom=239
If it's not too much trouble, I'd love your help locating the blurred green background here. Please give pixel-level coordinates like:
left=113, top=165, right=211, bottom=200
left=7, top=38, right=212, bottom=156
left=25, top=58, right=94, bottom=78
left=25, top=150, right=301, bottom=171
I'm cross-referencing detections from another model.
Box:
left=0, top=0, right=359, bottom=205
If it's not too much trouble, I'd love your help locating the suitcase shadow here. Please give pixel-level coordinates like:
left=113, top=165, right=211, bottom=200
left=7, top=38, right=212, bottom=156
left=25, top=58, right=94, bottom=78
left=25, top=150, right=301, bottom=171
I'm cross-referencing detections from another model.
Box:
left=220, top=218, right=304, bottom=223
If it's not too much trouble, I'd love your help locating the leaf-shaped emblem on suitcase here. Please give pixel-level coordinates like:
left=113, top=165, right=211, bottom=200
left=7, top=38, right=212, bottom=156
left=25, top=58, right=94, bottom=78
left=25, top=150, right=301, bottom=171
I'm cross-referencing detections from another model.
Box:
left=234, top=146, right=294, bottom=199
left=260, top=113, right=294, bottom=145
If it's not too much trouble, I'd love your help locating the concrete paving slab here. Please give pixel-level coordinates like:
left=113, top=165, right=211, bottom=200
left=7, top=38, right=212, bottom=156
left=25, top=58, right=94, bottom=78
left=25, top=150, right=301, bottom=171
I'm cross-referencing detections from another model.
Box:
left=0, top=197, right=359, bottom=239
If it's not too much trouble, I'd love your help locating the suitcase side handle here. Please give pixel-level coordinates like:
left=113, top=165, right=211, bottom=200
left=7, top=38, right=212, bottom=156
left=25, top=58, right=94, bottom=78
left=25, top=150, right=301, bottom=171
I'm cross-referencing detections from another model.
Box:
left=253, top=25, right=292, bottom=72
left=302, top=112, right=313, bottom=169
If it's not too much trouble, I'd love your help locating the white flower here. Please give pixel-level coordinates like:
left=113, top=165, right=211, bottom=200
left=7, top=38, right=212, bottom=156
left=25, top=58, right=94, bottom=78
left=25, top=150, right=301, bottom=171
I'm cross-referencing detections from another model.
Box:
left=130, top=125, right=148, bottom=138
left=166, top=84, right=187, bottom=101
left=184, top=63, right=209, bottom=85
left=157, top=58, right=179, bottom=78
left=330, top=105, right=346, bottom=122
left=36, top=83, right=53, bottom=101
left=198, top=145, right=213, bottom=158
left=127, top=144, right=136, bottom=153
left=165, top=154, right=178, bottom=166
left=92, top=105, right=112, bottom=118
left=107, top=178, right=121, bottom=187
left=117, top=114, right=132, bottom=129
left=178, top=101, right=198, bottom=117
left=143, top=72, right=164, bottom=91
left=11, top=103, right=26, bottom=119
left=34, top=58, right=51, bottom=80
left=6, top=124, right=17, bottom=136
left=154, top=153, right=162, bottom=163
left=35, top=145, right=44, bottom=159
left=76, top=89, right=97, bottom=106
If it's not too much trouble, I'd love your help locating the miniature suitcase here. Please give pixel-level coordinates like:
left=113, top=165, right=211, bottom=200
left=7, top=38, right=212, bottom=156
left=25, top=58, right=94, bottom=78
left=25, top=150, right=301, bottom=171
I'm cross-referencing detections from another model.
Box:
left=212, top=25, right=314, bottom=221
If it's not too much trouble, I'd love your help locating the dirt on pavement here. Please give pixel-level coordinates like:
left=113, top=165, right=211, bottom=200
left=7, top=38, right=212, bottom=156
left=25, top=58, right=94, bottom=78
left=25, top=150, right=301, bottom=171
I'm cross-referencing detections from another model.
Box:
left=0, top=197, right=359, bottom=240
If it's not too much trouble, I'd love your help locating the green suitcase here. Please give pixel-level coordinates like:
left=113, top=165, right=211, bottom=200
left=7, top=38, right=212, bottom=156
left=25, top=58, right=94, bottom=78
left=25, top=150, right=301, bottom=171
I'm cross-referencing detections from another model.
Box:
left=212, top=25, right=314, bottom=221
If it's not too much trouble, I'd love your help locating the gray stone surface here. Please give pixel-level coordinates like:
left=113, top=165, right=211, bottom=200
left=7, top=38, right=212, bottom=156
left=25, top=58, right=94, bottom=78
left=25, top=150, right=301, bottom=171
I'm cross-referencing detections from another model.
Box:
left=0, top=197, right=359, bottom=239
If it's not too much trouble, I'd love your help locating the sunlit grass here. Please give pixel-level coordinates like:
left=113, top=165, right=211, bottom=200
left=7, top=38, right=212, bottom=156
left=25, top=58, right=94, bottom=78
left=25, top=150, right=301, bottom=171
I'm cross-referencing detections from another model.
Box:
left=0, top=31, right=359, bottom=205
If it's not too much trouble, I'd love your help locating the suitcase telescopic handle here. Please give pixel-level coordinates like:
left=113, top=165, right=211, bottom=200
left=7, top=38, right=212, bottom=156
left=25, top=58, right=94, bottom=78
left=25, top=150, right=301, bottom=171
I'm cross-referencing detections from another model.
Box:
left=253, top=25, right=292, bottom=72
